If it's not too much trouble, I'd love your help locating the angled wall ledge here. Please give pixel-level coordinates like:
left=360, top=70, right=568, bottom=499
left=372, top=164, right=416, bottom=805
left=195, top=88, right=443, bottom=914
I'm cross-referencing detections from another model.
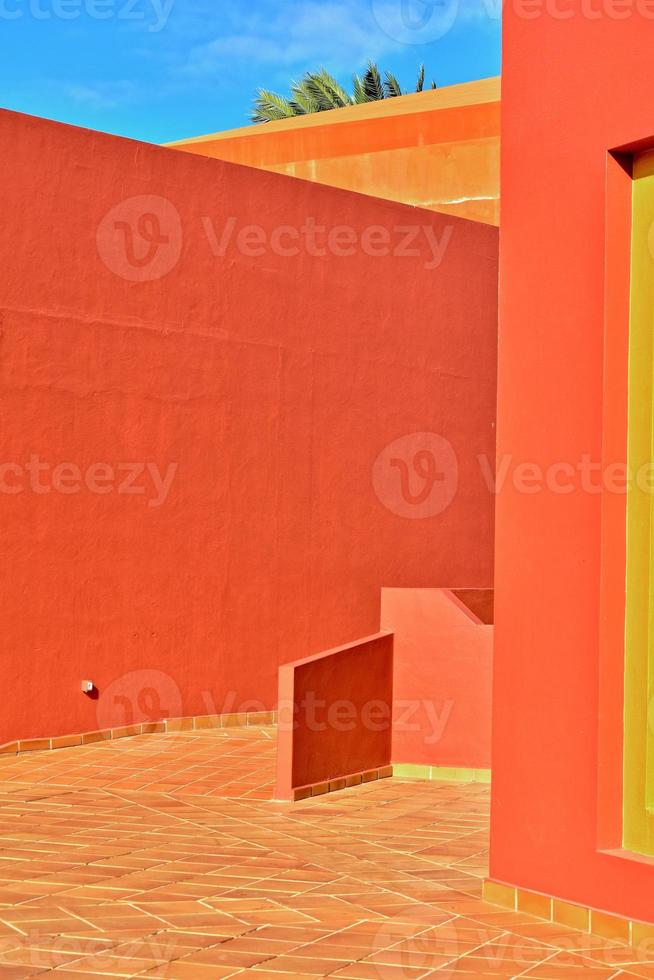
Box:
left=275, top=632, right=394, bottom=802
left=167, top=77, right=500, bottom=225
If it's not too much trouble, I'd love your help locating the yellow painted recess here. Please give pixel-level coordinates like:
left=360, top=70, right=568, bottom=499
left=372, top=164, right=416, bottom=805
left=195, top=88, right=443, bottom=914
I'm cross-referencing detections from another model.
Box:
left=392, top=763, right=491, bottom=783
left=624, top=149, right=654, bottom=856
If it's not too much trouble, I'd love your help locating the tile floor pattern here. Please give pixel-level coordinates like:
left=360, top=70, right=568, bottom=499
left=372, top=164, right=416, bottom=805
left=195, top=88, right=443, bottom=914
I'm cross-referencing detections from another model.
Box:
left=0, top=729, right=650, bottom=979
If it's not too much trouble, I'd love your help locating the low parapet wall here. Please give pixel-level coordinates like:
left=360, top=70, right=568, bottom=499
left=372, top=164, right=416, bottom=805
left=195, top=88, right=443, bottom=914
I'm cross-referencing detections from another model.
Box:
left=275, top=632, right=394, bottom=801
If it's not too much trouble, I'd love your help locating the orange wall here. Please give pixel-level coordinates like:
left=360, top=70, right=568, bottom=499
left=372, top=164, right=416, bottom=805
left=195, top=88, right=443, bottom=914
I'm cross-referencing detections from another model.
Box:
left=492, top=10, right=654, bottom=922
left=169, top=78, right=500, bottom=226
left=382, top=589, right=492, bottom=769
left=0, top=109, right=498, bottom=747
left=275, top=632, right=394, bottom=800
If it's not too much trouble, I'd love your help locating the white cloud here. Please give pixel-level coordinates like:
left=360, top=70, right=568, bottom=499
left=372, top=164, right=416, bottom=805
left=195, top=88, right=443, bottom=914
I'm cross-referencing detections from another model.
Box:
left=183, top=0, right=395, bottom=78
left=63, top=81, right=138, bottom=110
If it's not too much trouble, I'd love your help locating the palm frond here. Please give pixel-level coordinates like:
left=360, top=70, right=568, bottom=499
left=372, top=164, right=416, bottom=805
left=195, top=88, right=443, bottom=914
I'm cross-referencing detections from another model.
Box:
left=315, top=69, right=352, bottom=107
left=362, top=61, right=385, bottom=101
left=289, top=80, right=318, bottom=114
left=251, top=89, right=296, bottom=124
left=303, top=69, right=352, bottom=111
left=251, top=63, right=432, bottom=122
left=352, top=73, right=368, bottom=104
left=384, top=71, right=403, bottom=98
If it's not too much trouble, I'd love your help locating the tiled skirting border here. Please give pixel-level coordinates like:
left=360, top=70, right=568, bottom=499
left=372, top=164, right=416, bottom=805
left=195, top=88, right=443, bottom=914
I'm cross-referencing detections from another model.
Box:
left=0, top=710, right=278, bottom=757
left=393, top=762, right=491, bottom=783
left=290, top=765, right=394, bottom=802
left=483, top=880, right=654, bottom=944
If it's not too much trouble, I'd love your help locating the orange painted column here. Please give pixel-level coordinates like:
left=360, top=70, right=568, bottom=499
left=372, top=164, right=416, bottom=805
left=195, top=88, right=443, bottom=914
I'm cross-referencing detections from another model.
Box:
left=492, top=6, right=654, bottom=924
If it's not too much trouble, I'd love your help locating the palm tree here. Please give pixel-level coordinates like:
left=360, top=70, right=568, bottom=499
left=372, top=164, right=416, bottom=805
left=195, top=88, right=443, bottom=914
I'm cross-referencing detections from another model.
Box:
left=251, top=62, right=436, bottom=124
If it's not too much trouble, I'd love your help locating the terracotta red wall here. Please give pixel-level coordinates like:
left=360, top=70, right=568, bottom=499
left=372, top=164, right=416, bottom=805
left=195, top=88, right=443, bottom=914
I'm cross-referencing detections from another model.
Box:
left=382, top=588, right=492, bottom=770
left=0, top=108, right=497, bottom=747
left=492, top=9, right=654, bottom=922
left=275, top=632, right=394, bottom=800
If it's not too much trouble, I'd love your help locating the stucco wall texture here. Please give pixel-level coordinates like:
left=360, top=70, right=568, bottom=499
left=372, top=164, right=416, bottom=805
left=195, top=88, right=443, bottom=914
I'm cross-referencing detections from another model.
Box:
left=492, top=5, right=654, bottom=924
left=0, top=107, right=498, bottom=746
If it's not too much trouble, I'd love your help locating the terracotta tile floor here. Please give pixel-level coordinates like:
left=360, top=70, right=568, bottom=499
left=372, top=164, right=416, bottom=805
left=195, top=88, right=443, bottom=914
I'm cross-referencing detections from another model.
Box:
left=0, top=728, right=650, bottom=978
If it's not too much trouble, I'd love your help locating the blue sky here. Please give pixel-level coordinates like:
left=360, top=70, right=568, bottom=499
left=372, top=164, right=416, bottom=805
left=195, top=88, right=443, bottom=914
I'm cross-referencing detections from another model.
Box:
left=1, top=0, right=501, bottom=144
